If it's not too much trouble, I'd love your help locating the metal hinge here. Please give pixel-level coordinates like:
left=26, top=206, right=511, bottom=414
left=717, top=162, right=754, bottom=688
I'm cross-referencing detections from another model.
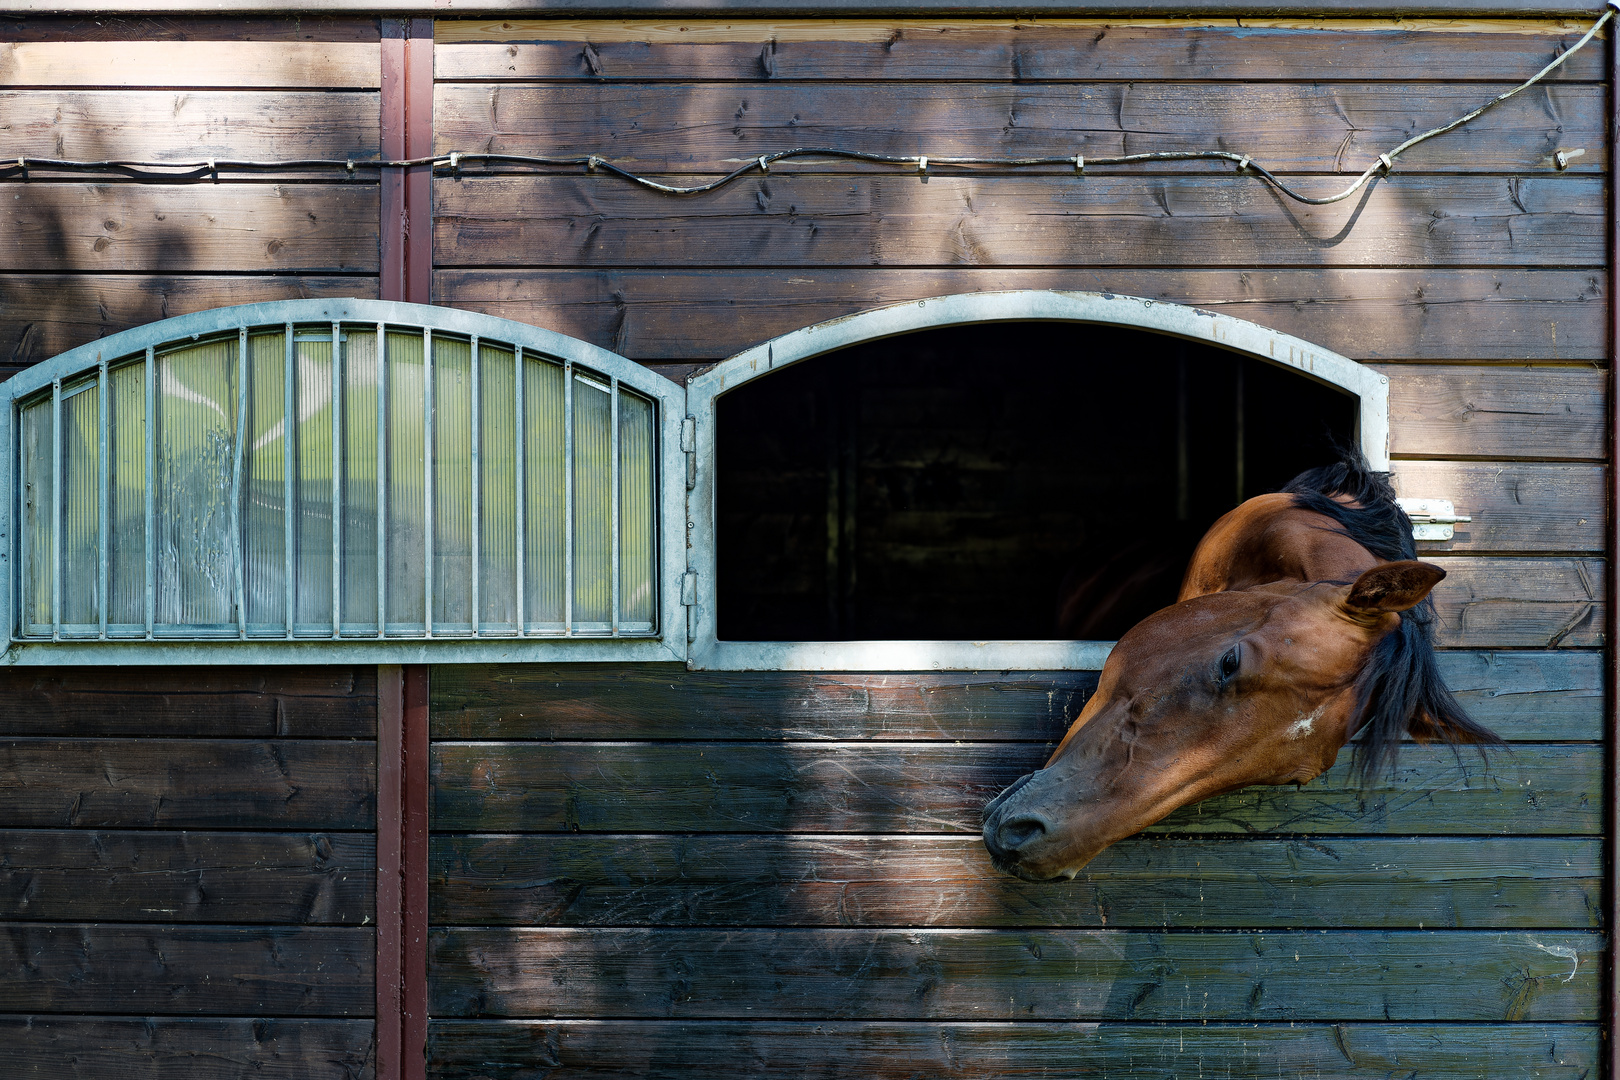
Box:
left=681, top=416, right=696, bottom=490
left=1397, top=498, right=1471, bottom=541
left=680, top=571, right=698, bottom=606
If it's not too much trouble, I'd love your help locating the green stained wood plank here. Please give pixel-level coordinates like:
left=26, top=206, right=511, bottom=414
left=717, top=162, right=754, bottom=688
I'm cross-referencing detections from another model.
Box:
left=430, top=834, right=1601, bottom=929
left=0, top=739, right=376, bottom=829
left=0, top=831, right=374, bottom=924
left=0, top=924, right=373, bottom=1016
left=433, top=23, right=1606, bottom=82
left=426, top=1020, right=1599, bottom=1079
left=432, top=175, right=1604, bottom=270
left=432, top=267, right=1608, bottom=363
left=0, top=666, right=377, bottom=738
left=428, top=927, right=1601, bottom=1021
left=4, top=1017, right=375, bottom=1080
left=433, top=82, right=1605, bottom=174
left=429, top=653, right=1597, bottom=742
left=429, top=742, right=1598, bottom=835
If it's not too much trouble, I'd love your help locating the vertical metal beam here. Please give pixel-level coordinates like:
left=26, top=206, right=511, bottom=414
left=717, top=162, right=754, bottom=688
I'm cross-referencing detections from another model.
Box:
left=610, top=375, right=620, bottom=636
left=50, top=377, right=61, bottom=642
left=470, top=335, right=481, bottom=635
left=96, top=359, right=109, bottom=639
left=375, top=664, right=404, bottom=1080
left=332, top=321, right=343, bottom=637
left=514, top=348, right=526, bottom=635
left=143, top=346, right=154, bottom=639
left=283, top=323, right=296, bottom=638
left=562, top=359, right=574, bottom=634
left=1604, top=23, right=1618, bottom=1080
left=379, top=22, right=433, bottom=1080
left=377, top=322, right=388, bottom=637
left=232, top=329, right=248, bottom=639
left=423, top=327, right=434, bottom=636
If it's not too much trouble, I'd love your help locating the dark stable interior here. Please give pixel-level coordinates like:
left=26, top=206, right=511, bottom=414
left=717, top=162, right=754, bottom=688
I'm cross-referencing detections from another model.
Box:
left=715, top=321, right=1360, bottom=642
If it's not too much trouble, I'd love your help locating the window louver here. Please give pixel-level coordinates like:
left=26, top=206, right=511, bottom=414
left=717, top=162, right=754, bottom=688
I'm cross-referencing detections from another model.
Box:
left=17, top=318, right=658, bottom=641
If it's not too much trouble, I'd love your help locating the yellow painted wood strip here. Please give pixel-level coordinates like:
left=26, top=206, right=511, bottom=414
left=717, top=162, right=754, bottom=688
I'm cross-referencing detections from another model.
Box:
left=0, top=41, right=379, bottom=88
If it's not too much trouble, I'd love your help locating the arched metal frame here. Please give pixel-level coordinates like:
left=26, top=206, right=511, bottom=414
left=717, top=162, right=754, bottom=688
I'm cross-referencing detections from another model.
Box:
left=1, top=299, right=687, bottom=665
left=685, top=290, right=1390, bottom=672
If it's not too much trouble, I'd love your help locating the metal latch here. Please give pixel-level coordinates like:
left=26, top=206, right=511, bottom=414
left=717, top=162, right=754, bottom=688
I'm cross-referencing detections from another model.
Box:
left=681, top=417, right=696, bottom=490
left=680, top=571, right=698, bottom=606
left=1396, top=498, right=1471, bottom=541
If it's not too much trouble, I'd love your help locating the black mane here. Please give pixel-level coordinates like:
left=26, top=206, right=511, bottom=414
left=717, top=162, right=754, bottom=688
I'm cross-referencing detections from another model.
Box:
left=1281, top=454, right=1502, bottom=783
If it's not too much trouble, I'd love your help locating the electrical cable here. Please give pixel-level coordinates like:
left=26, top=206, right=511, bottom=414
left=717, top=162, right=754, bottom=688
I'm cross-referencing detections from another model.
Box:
left=1, top=0, right=1614, bottom=202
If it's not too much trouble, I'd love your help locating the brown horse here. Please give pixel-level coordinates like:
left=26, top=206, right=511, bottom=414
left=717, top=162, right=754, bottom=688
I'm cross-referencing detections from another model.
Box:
left=983, top=456, right=1500, bottom=881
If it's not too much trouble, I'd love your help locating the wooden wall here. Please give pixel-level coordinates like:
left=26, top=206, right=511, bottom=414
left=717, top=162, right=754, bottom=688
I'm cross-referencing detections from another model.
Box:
left=426, top=15, right=1609, bottom=1079
left=0, top=15, right=383, bottom=384
left=0, top=667, right=378, bottom=1077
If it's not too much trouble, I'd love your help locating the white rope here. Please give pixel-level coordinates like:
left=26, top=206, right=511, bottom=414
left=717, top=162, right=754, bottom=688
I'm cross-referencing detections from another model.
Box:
left=1, top=1, right=1611, bottom=205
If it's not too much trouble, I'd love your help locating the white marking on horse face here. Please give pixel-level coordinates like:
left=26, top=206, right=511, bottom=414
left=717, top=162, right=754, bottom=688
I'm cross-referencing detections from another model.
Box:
left=1286, top=706, right=1325, bottom=740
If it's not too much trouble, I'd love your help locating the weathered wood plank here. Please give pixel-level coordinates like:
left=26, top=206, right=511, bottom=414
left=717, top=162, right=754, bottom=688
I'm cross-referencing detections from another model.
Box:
left=1384, top=366, right=1607, bottom=460
left=0, top=924, right=372, bottom=1015
left=427, top=1019, right=1599, bottom=1080
left=429, top=742, right=1599, bottom=835
left=428, top=926, right=1600, bottom=1021
left=1, top=740, right=375, bottom=829
left=2, top=91, right=380, bottom=161
left=0, top=185, right=378, bottom=273
left=1438, top=649, right=1601, bottom=739
left=434, top=22, right=1605, bottom=82
left=0, top=274, right=376, bottom=380
left=429, top=653, right=1596, bottom=741
left=0, top=666, right=376, bottom=738
left=430, top=834, right=1601, bottom=929
left=0, top=42, right=379, bottom=87
left=1392, top=461, right=1604, bottom=552
left=5, top=1017, right=375, bottom=1080
left=0, top=831, right=374, bottom=924
left=432, top=175, right=1604, bottom=269
left=2, top=16, right=380, bottom=42
left=1429, top=557, right=1604, bottom=647
left=434, top=82, right=1605, bottom=173
left=431, top=267, right=1607, bottom=362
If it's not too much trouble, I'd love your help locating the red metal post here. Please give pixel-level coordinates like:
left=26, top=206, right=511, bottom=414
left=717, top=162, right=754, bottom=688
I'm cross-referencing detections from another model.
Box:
left=380, top=15, right=434, bottom=1080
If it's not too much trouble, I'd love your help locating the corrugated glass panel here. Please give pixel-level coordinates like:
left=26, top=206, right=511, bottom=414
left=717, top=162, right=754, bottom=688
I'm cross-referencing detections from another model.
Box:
left=20, top=399, right=52, bottom=635
left=154, top=338, right=237, bottom=631
left=244, top=331, right=286, bottom=631
left=61, top=382, right=100, bottom=631
left=386, top=330, right=426, bottom=632
left=14, top=313, right=660, bottom=645
left=292, top=332, right=333, bottom=633
left=107, top=362, right=146, bottom=632
left=479, top=344, right=518, bottom=632
left=433, top=336, right=474, bottom=632
left=523, top=356, right=566, bottom=630
left=341, top=329, right=378, bottom=633
left=618, top=390, right=656, bottom=630
left=572, top=374, right=613, bottom=628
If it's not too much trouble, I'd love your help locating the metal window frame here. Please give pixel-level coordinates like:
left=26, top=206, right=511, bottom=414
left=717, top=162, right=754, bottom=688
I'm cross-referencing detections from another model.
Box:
left=0, top=298, right=686, bottom=666
left=684, top=289, right=1390, bottom=672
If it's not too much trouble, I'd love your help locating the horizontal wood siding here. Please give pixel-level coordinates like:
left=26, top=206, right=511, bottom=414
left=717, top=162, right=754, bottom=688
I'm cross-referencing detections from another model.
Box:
left=0, top=18, right=380, bottom=385
left=429, top=16, right=1608, bottom=1077
left=0, top=667, right=378, bottom=1077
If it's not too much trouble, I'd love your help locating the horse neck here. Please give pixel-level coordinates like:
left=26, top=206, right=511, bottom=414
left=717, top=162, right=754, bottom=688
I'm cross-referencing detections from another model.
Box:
left=1180, top=495, right=1380, bottom=599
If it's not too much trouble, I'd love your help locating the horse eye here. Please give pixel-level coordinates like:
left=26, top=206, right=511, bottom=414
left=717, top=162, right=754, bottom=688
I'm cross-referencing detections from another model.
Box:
left=1218, top=646, right=1242, bottom=685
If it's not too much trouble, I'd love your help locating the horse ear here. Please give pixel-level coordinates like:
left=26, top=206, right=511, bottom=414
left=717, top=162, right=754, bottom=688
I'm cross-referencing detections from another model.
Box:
left=1344, top=560, right=1446, bottom=616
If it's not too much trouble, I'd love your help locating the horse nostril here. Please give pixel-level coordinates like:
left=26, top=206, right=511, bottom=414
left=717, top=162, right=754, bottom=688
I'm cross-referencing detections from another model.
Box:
left=995, top=815, right=1047, bottom=853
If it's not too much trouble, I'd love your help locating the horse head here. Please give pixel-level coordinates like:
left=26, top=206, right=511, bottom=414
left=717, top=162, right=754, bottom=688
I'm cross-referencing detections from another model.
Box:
left=982, top=559, right=1474, bottom=882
